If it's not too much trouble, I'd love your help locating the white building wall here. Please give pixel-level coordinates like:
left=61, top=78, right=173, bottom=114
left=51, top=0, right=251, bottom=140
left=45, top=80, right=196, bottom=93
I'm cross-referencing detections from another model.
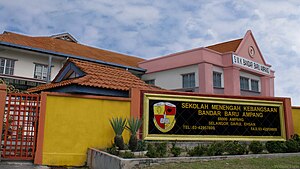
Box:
left=0, top=48, right=64, bottom=80
left=142, top=65, right=199, bottom=90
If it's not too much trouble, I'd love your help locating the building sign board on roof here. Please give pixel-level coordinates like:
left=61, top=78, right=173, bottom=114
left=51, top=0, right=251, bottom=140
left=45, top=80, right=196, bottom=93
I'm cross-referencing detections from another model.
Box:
left=143, top=93, right=286, bottom=141
left=232, top=54, right=270, bottom=75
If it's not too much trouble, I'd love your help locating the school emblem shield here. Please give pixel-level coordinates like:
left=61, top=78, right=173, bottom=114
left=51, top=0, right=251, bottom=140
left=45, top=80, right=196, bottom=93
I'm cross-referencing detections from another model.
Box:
left=153, top=102, right=176, bottom=133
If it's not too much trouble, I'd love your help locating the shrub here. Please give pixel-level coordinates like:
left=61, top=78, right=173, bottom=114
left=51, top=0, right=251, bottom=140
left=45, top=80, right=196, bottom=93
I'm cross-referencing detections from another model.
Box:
left=146, top=142, right=167, bottom=158
left=126, top=117, right=142, bottom=151
left=224, top=141, right=247, bottom=155
left=188, top=144, right=207, bottom=156
left=136, top=140, right=147, bottom=151
left=119, top=151, right=134, bottom=158
left=285, top=135, right=300, bottom=153
left=156, top=142, right=167, bottom=157
left=266, top=141, right=287, bottom=153
left=146, top=144, right=157, bottom=158
left=285, top=139, right=300, bottom=153
left=249, top=141, right=264, bottom=154
left=170, top=143, right=181, bottom=157
left=106, top=145, right=119, bottom=156
left=109, top=117, right=126, bottom=150
left=206, top=142, right=225, bottom=156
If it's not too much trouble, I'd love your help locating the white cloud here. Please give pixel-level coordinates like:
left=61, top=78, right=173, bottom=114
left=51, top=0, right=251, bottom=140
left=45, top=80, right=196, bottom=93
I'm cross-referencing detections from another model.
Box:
left=0, top=0, right=300, bottom=105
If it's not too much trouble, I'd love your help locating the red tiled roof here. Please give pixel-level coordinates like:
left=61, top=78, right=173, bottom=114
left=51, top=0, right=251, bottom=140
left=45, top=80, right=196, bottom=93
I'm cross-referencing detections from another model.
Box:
left=0, top=32, right=144, bottom=68
left=205, top=38, right=242, bottom=53
left=27, top=59, right=154, bottom=93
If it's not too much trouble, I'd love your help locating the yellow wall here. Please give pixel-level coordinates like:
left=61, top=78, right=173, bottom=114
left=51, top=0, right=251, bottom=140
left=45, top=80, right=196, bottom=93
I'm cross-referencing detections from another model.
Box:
left=292, top=107, right=300, bottom=135
left=42, top=95, right=130, bottom=166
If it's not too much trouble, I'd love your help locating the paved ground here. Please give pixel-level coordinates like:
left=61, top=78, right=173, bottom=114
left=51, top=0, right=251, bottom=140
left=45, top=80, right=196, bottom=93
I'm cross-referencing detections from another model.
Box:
left=0, top=161, right=89, bottom=169
left=0, top=161, right=49, bottom=169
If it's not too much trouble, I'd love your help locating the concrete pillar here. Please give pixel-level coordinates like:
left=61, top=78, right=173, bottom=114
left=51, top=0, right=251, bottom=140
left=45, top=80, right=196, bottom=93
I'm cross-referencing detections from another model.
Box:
left=224, top=67, right=240, bottom=95
left=261, top=76, right=275, bottom=97
left=198, top=63, right=213, bottom=94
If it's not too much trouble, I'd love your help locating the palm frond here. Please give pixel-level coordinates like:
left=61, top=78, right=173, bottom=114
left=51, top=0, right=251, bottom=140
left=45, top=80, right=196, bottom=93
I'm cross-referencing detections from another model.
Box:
left=109, top=117, right=126, bottom=136
left=126, top=117, right=142, bottom=135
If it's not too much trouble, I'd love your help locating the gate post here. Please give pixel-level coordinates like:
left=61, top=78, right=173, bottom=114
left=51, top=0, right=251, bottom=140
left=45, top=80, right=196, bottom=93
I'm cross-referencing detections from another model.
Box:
left=0, top=84, right=7, bottom=161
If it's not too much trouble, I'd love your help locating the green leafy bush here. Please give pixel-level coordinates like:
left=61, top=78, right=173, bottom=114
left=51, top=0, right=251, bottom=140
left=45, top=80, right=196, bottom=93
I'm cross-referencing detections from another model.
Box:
left=106, top=145, right=119, bottom=156
left=119, top=151, right=134, bottom=158
left=146, top=144, right=157, bottom=158
left=285, top=135, right=300, bottom=153
left=285, top=139, right=300, bottom=152
left=146, top=142, right=167, bottom=158
left=126, top=117, right=142, bottom=151
left=188, top=144, right=207, bottom=156
left=266, top=141, right=287, bottom=153
left=249, top=141, right=264, bottom=154
left=109, top=117, right=126, bottom=150
left=206, top=142, right=225, bottom=156
left=224, top=141, right=247, bottom=155
left=136, top=140, right=147, bottom=151
left=170, top=143, right=181, bottom=157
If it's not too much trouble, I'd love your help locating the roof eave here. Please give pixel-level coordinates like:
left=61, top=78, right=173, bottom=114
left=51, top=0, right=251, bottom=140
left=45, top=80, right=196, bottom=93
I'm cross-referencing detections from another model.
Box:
left=0, top=41, right=146, bottom=73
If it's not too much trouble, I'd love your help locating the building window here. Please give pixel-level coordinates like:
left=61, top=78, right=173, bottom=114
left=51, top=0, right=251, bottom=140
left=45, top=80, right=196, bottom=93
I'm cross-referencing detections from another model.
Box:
left=182, top=73, right=195, bottom=88
left=240, top=76, right=260, bottom=92
left=145, top=79, right=155, bottom=85
left=240, top=76, right=249, bottom=90
left=251, top=79, right=259, bottom=92
left=0, top=58, right=15, bottom=75
left=34, top=64, right=48, bottom=81
left=213, top=72, right=222, bottom=88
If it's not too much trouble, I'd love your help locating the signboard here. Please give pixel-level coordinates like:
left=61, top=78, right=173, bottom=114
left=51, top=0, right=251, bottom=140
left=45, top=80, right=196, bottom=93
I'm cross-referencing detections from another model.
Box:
left=143, top=93, right=286, bottom=141
left=232, top=54, right=270, bottom=75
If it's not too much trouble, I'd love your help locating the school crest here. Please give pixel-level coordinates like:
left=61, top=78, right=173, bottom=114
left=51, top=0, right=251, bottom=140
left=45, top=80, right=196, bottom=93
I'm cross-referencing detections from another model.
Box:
left=153, top=102, right=176, bottom=133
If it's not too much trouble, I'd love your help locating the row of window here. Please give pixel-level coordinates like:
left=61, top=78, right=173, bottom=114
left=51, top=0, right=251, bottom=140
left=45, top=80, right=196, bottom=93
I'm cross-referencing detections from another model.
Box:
left=0, top=57, right=49, bottom=81
left=145, top=72, right=260, bottom=92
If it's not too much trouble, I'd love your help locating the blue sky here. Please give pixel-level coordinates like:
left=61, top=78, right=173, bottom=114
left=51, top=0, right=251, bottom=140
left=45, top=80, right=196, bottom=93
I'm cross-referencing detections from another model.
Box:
left=1, top=0, right=300, bottom=105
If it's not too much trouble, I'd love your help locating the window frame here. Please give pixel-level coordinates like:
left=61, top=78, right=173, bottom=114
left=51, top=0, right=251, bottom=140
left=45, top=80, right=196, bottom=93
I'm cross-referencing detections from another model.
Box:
left=34, top=63, right=49, bottom=81
left=0, top=57, right=16, bottom=75
left=213, top=71, right=223, bottom=88
left=251, top=79, right=259, bottom=92
left=182, top=73, right=195, bottom=89
left=240, top=76, right=250, bottom=91
left=240, top=76, right=260, bottom=92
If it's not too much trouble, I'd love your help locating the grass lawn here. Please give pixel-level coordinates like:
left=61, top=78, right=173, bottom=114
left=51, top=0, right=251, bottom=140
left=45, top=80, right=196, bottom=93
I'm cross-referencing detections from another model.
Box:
left=145, top=156, right=300, bottom=169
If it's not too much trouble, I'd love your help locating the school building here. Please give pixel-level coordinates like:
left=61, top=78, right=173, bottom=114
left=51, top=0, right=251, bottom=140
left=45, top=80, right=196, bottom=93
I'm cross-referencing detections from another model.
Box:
left=139, top=30, right=274, bottom=97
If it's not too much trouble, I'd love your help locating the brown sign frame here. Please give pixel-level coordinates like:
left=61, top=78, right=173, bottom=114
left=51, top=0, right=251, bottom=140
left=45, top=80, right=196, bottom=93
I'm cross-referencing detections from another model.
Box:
left=143, top=93, right=286, bottom=141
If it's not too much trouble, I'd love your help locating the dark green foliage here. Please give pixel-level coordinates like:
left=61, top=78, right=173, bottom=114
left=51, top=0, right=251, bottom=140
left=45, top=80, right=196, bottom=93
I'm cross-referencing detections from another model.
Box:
left=109, top=117, right=126, bottom=150
left=249, top=141, right=264, bottom=154
left=206, top=142, right=225, bottom=156
left=146, top=142, right=167, bottom=158
left=170, top=143, right=181, bottom=157
left=266, top=141, right=287, bottom=153
left=114, top=136, right=125, bottom=150
left=136, top=140, right=147, bottom=151
left=224, top=141, right=247, bottom=155
left=119, top=151, right=134, bottom=158
left=129, top=135, right=138, bottom=151
left=285, top=139, right=300, bottom=152
left=106, top=145, right=119, bottom=156
left=285, top=135, right=300, bottom=153
left=146, top=144, right=157, bottom=158
left=188, top=144, right=207, bottom=156
left=126, top=117, right=142, bottom=151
